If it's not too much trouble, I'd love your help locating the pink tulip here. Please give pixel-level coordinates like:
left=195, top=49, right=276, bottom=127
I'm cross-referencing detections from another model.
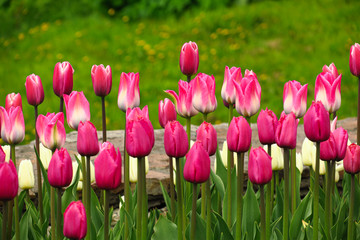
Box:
left=91, top=64, right=112, bottom=97
left=343, top=143, right=360, bottom=174
left=94, top=142, right=122, bottom=190
left=165, top=80, right=198, bottom=118
left=5, top=93, right=22, bottom=110
left=227, top=116, right=252, bottom=153
left=221, top=66, right=242, bottom=105
left=257, top=108, right=278, bottom=145
left=25, top=74, right=44, bottom=106
left=77, top=121, right=99, bottom=157
left=158, top=98, right=177, bottom=128
left=283, top=80, right=308, bottom=118
left=0, top=106, right=25, bottom=145
left=63, top=201, right=87, bottom=240
left=333, top=127, right=348, bottom=161
left=196, top=121, right=217, bottom=156
left=248, top=147, right=272, bottom=185
left=63, top=91, right=91, bottom=130
left=314, top=71, right=341, bottom=113
left=36, top=112, right=66, bottom=151
left=179, top=41, right=199, bottom=76
left=0, top=146, right=5, bottom=163
left=304, top=101, right=330, bottom=142
left=233, top=69, right=261, bottom=117
left=322, top=63, right=339, bottom=78
left=48, top=148, right=73, bottom=188
left=117, top=72, right=140, bottom=112
left=164, top=120, right=188, bottom=158
left=191, top=73, right=217, bottom=114
left=320, top=133, right=337, bottom=161
left=349, top=43, right=360, bottom=77
left=275, top=112, right=298, bottom=149
left=183, top=141, right=210, bottom=184
left=126, top=106, right=154, bottom=157
left=53, top=61, right=74, bottom=97
left=0, top=158, right=18, bottom=201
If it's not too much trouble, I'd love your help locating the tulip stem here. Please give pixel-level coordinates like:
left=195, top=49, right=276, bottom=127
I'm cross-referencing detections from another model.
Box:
left=86, top=156, right=92, bottom=240
left=201, top=114, right=207, bottom=221
left=169, top=156, right=176, bottom=221
left=34, top=106, right=44, bottom=224
left=2, top=201, right=8, bottom=240
left=357, top=77, right=360, bottom=144
left=51, top=187, right=56, bottom=240
left=325, top=160, right=334, bottom=239
left=176, top=158, right=185, bottom=240
left=260, top=185, right=266, bottom=240
left=331, top=160, right=335, bottom=227
left=101, top=96, right=107, bottom=142
left=124, top=118, right=130, bottom=240
left=57, top=188, right=63, bottom=240
left=187, top=75, right=191, bottom=83
left=191, top=183, right=198, bottom=240
left=81, top=156, right=87, bottom=216
left=291, top=148, right=296, bottom=214
left=11, top=145, right=20, bottom=240
left=266, top=145, right=272, bottom=240
left=236, top=152, right=244, bottom=240
left=206, top=179, right=211, bottom=240
left=137, top=157, right=143, bottom=240
left=226, top=103, right=234, bottom=227
left=313, top=142, right=320, bottom=240
left=141, top=158, right=148, bottom=240
left=348, top=174, right=355, bottom=240
left=283, top=148, right=290, bottom=240
left=104, top=190, right=110, bottom=240
left=59, top=96, right=64, bottom=113
left=6, top=200, right=13, bottom=240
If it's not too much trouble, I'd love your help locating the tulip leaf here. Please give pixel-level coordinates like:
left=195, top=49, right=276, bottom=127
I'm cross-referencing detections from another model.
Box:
left=272, top=181, right=284, bottom=232
left=91, top=188, right=103, bottom=233
left=222, top=166, right=237, bottom=227
left=242, top=181, right=260, bottom=239
left=19, top=209, right=30, bottom=240
left=210, top=169, right=225, bottom=199
left=185, top=211, right=206, bottom=240
left=61, top=165, right=80, bottom=213
left=34, top=146, right=51, bottom=194
left=159, top=181, right=173, bottom=219
left=213, top=211, right=234, bottom=240
left=215, top=147, right=228, bottom=186
left=289, top=191, right=311, bottom=239
left=151, top=215, right=178, bottom=240
left=333, top=199, right=347, bottom=240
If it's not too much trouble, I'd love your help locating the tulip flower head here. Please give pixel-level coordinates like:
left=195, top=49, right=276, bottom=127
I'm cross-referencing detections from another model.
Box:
left=91, top=64, right=112, bottom=97
left=304, top=101, right=330, bottom=143
left=117, top=72, right=140, bottom=112
left=184, top=141, right=210, bottom=184
left=2, top=145, right=10, bottom=162
left=196, top=121, right=217, bottom=156
left=158, top=98, right=177, bottom=128
left=77, top=121, right=99, bottom=157
left=5, top=92, right=22, bottom=110
left=263, top=144, right=284, bottom=170
left=315, top=70, right=342, bottom=113
left=257, top=108, right=278, bottom=145
left=179, top=41, right=199, bottom=76
left=320, top=132, right=337, bottom=161
left=25, top=74, right=44, bottom=106
left=215, top=141, right=238, bottom=171
left=18, top=159, right=35, bottom=190
left=296, top=152, right=304, bottom=174
left=0, top=158, right=18, bottom=201
left=248, top=147, right=272, bottom=185
left=53, top=61, right=74, bottom=97
left=191, top=73, right=217, bottom=114
left=63, top=91, right=91, bottom=130
left=63, top=201, right=87, bottom=240
left=302, top=138, right=316, bottom=166
left=40, top=143, right=52, bottom=170
left=227, top=116, right=252, bottom=153
left=283, top=80, right=308, bottom=118
left=333, top=127, right=348, bottom=161
left=164, top=120, right=188, bottom=158
left=129, top=156, right=149, bottom=183
left=343, top=143, right=360, bottom=174
left=48, top=148, right=73, bottom=188
left=275, top=112, right=298, bottom=149
left=349, top=43, right=360, bottom=77
left=312, top=157, right=326, bottom=175
left=322, top=63, right=339, bottom=78
left=0, top=146, right=5, bottom=163
left=36, top=112, right=66, bottom=151
left=0, top=106, right=25, bottom=145
left=221, top=66, right=242, bottom=105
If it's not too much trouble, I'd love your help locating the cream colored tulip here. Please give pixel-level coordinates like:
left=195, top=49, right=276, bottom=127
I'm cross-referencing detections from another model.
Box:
left=263, top=144, right=283, bottom=171
left=348, top=138, right=352, bottom=146
left=302, top=138, right=316, bottom=166
left=75, top=154, right=95, bottom=183
left=335, top=170, right=340, bottom=183
left=312, top=159, right=326, bottom=175
left=214, top=141, right=237, bottom=172
left=119, top=195, right=125, bottom=209
left=336, top=162, right=344, bottom=172
left=77, top=181, right=83, bottom=191
left=3, top=145, right=10, bottom=162
left=296, top=152, right=303, bottom=174
left=18, top=159, right=35, bottom=190
left=129, top=156, right=149, bottom=183
left=40, top=143, right=52, bottom=170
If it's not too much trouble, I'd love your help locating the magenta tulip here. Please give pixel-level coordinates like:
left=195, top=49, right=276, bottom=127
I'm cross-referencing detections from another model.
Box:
left=349, top=43, right=360, bottom=77
left=63, top=91, right=91, bottom=130
left=117, top=72, right=140, bottom=112
left=5, top=93, right=22, bottom=110
left=77, top=121, right=100, bottom=157
left=0, top=146, right=5, bottom=163
left=248, top=147, right=272, bottom=185
left=63, top=201, right=87, bottom=240
left=25, top=74, right=44, bottom=106
left=94, top=142, right=122, bottom=190
left=322, top=63, right=339, bottom=78
left=304, top=101, right=330, bottom=143
left=283, top=80, right=308, bottom=118
left=183, top=141, right=210, bottom=184
left=191, top=73, right=217, bottom=114
left=126, top=106, right=154, bottom=158
left=179, top=41, right=199, bottom=76
left=233, top=69, right=261, bottom=117
left=164, top=120, right=188, bottom=158
left=221, top=66, right=242, bottom=105
left=53, top=61, right=74, bottom=97
left=165, top=80, right=198, bottom=118
left=314, top=71, right=341, bottom=113
left=0, top=106, right=25, bottom=145
left=275, top=112, right=298, bottom=149
left=36, top=112, right=66, bottom=151
left=333, top=127, right=348, bottom=161
left=158, top=98, right=177, bottom=128
left=344, top=143, right=360, bottom=174
left=0, top=158, right=18, bottom=201
left=227, top=116, right=252, bottom=153
left=196, top=121, right=217, bottom=156
left=320, top=133, right=337, bottom=161
left=48, top=148, right=73, bottom=188
left=257, top=108, right=278, bottom=145
left=91, top=64, right=112, bottom=97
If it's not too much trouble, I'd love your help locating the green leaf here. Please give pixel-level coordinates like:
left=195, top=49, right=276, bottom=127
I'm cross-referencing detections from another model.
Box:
left=222, top=166, right=237, bottom=228
left=19, top=209, right=30, bottom=240
left=213, top=211, right=234, bottom=240
left=151, top=215, right=178, bottom=240
left=90, top=187, right=103, bottom=233
left=215, top=147, right=227, bottom=186
left=34, top=146, right=50, bottom=194
left=62, top=165, right=80, bottom=213
left=185, top=211, right=206, bottom=240
left=242, top=181, right=260, bottom=239
left=289, top=191, right=311, bottom=239
left=272, top=181, right=284, bottom=232
left=210, top=169, right=225, bottom=199
left=160, top=181, right=173, bottom=219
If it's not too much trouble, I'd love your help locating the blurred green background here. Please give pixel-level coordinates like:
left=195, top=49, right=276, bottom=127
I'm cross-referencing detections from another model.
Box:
left=0, top=0, right=359, bottom=144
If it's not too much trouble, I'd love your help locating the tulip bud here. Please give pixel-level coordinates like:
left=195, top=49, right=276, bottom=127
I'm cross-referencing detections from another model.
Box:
left=333, top=127, right=348, bottom=161
left=63, top=91, right=91, bottom=130
left=117, top=72, right=140, bottom=112
left=343, top=143, right=360, bottom=174
left=283, top=80, right=308, bottom=118
left=0, top=159, right=18, bottom=201
left=48, top=148, right=73, bottom=188
left=164, top=120, right=188, bottom=158
left=312, top=158, right=326, bottom=175
left=5, top=93, right=22, bottom=110
left=36, top=112, right=66, bottom=151
left=18, top=159, right=35, bottom=190
left=257, top=108, right=278, bottom=145
left=221, top=66, right=242, bottom=105
left=314, top=72, right=342, bottom=113
left=196, top=121, right=217, bottom=156
left=158, top=98, right=177, bottom=128
left=25, top=74, right=44, bottom=106
left=302, top=138, right=316, bottom=166
left=191, top=73, right=217, bottom=114
left=77, top=121, right=99, bottom=157
left=91, top=64, right=112, bottom=97
left=304, top=101, right=330, bottom=143
left=0, top=106, right=25, bottom=145
left=248, top=147, right=272, bottom=185
left=275, top=112, right=298, bottom=149
left=179, top=41, right=199, bottom=76
left=53, top=61, right=74, bottom=97
left=40, top=143, right=52, bottom=170
left=129, top=156, right=149, bottom=183
left=183, top=141, right=210, bottom=183
left=263, top=144, right=284, bottom=170
left=296, top=152, right=304, bottom=174
left=349, top=43, right=360, bottom=77
left=2, top=145, right=10, bottom=163
left=227, top=116, right=251, bottom=153
left=63, top=201, right=87, bottom=240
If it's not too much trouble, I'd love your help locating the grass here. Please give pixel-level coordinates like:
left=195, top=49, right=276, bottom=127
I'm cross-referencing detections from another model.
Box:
left=0, top=0, right=360, bottom=143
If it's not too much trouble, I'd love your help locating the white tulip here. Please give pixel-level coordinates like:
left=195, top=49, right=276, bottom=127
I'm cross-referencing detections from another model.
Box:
left=74, top=156, right=95, bottom=183
left=214, top=141, right=237, bottom=172
left=18, top=159, right=35, bottom=190
left=2, top=145, right=10, bottom=162
left=263, top=144, right=284, bottom=171
left=296, top=152, right=303, bottom=174
left=40, top=143, right=52, bottom=170
left=312, top=159, right=326, bottom=175
left=302, top=138, right=316, bottom=167
left=129, top=156, right=149, bottom=183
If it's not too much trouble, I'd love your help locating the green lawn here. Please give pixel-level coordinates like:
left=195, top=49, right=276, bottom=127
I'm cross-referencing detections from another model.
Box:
left=0, top=0, right=360, bottom=143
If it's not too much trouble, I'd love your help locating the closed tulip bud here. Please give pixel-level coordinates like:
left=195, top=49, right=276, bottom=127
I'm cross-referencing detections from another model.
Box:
left=283, top=80, right=308, bottom=118
left=48, top=148, right=73, bottom=188
left=248, top=147, right=272, bottom=185
left=312, top=158, right=326, bottom=175
left=275, top=112, right=298, bottom=149
left=0, top=159, right=18, bottom=201
left=296, top=152, right=304, bottom=174
left=63, top=201, right=87, bottom=240
left=263, top=144, right=284, bottom=170
left=343, top=144, right=360, bottom=174
left=158, top=98, right=177, bottom=128
left=53, top=61, right=74, bottom=97
left=222, top=66, right=242, bottom=104
left=18, top=159, right=34, bottom=190
left=63, top=91, right=91, bottom=130
left=129, top=156, right=149, bottom=183
left=3, top=145, right=10, bottom=162
left=36, top=112, right=66, bottom=151
left=94, top=142, right=122, bottom=190
left=333, top=127, right=348, bottom=161
left=196, top=121, right=217, bottom=156
left=257, top=108, right=278, bottom=145
left=227, top=116, right=251, bottom=153
left=164, top=120, right=188, bottom=158
left=304, top=101, right=330, bottom=142
left=320, top=133, right=337, bottom=161
left=0, top=106, right=25, bottom=145
left=349, top=43, right=360, bottom=77
left=314, top=72, right=341, bottom=113
left=179, top=41, right=199, bottom=76
left=40, top=143, right=52, bottom=170
left=233, top=69, right=261, bottom=117
left=184, top=141, right=210, bottom=183
left=117, top=72, right=140, bottom=112
left=25, top=74, right=44, bottom=106
left=191, top=73, right=217, bottom=114
left=322, top=63, right=339, bottom=78
left=302, top=138, right=316, bottom=166
left=91, top=64, right=112, bottom=97
left=5, top=93, right=22, bottom=110
left=77, top=121, right=99, bottom=157
left=165, top=80, right=198, bottom=118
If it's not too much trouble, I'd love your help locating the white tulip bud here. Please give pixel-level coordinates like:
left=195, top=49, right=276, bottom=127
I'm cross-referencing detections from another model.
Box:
left=18, top=159, right=35, bottom=190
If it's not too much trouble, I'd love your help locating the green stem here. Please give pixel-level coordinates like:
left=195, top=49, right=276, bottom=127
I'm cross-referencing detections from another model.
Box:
left=283, top=148, right=290, bottom=240
left=331, top=160, right=335, bottom=227
left=275, top=171, right=279, bottom=187
left=176, top=158, right=184, bottom=240
left=357, top=77, right=360, bottom=144
left=325, top=160, right=333, bottom=240
left=59, top=96, right=64, bottom=113
left=186, top=117, right=191, bottom=149
left=227, top=104, right=234, bottom=227
left=101, top=96, right=107, bottom=142
left=34, top=106, right=44, bottom=224
left=266, top=145, right=272, bottom=240
left=260, top=185, right=266, bottom=240
left=141, top=158, right=147, bottom=240
left=104, top=190, right=109, bottom=240
left=236, top=152, right=244, bottom=240
left=2, top=201, right=8, bottom=240
left=124, top=118, right=130, bottom=240
left=187, top=75, right=192, bottom=83
left=191, top=183, right=198, bottom=240
left=86, top=156, right=92, bottom=240
left=137, top=157, right=143, bottom=240
left=291, top=148, right=296, bottom=214
left=201, top=183, right=206, bottom=220
left=81, top=156, right=87, bottom=219
left=11, top=145, right=19, bottom=240
left=206, top=179, right=211, bottom=240
left=313, top=142, right=320, bottom=240
left=7, top=200, right=13, bottom=240
left=310, top=167, right=314, bottom=193
left=169, top=156, right=176, bottom=221
left=348, top=174, right=355, bottom=240
left=51, top=187, right=56, bottom=240
left=57, top=188, right=63, bottom=240
left=270, top=174, right=274, bottom=209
